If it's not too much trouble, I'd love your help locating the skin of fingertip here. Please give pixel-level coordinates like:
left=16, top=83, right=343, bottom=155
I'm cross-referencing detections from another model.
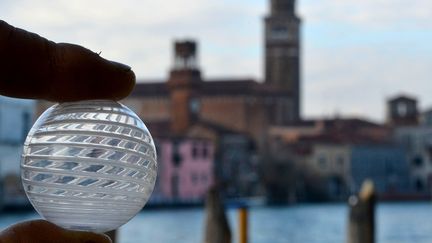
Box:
left=0, top=20, right=136, bottom=103
left=43, top=43, right=136, bottom=102
left=63, top=230, right=112, bottom=243
left=0, top=220, right=111, bottom=243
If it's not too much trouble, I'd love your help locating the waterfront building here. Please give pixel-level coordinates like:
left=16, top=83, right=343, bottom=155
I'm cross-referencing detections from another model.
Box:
left=394, top=126, right=432, bottom=196
left=153, top=138, right=214, bottom=203
left=265, top=116, right=414, bottom=201
left=36, top=0, right=302, bottom=202
left=350, top=145, right=411, bottom=198
left=218, top=134, right=260, bottom=199
left=0, top=96, right=34, bottom=208
left=305, top=144, right=351, bottom=200
left=123, top=40, right=296, bottom=152
left=301, top=143, right=411, bottom=200
left=122, top=0, right=302, bottom=150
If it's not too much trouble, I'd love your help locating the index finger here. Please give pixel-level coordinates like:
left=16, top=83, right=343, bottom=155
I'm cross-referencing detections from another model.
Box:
left=0, top=20, right=135, bottom=102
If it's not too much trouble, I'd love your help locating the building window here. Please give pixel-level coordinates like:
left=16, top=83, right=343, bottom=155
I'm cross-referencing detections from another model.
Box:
left=202, top=145, right=208, bottom=158
left=192, top=145, right=199, bottom=159
left=172, top=141, right=183, bottom=166
left=412, top=156, right=423, bottom=167
left=415, top=178, right=424, bottom=192
left=173, top=152, right=182, bottom=167
left=318, top=155, right=327, bottom=169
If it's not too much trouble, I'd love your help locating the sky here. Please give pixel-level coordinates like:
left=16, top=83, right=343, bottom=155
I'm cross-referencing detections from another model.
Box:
left=1, top=0, right=431, bottom=122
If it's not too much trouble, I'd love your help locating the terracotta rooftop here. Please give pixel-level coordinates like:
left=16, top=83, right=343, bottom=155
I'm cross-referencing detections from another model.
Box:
left=130, top=78, right=291, bottom=97
left=130, top=81, right=167, bottom=96
left=284, top=118, right=383, bottom=129
left=271, top=117, right=391, bottom=146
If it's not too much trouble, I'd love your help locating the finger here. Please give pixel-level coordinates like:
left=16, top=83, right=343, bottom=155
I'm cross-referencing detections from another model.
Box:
left=0, top=20, right=135, bottom=102
left=0, top=220, right=111, bottom=243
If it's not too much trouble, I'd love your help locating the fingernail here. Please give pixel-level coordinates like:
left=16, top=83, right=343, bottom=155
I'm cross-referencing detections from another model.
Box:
left=110, top=61, right=131, bottom=72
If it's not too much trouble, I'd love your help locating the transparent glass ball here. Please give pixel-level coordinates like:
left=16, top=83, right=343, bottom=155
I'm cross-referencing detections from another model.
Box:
left=21, top=100, right=157, bottom=232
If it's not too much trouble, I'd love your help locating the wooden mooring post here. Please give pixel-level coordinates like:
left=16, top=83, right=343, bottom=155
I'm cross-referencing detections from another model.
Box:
left=347, top=180, right=376, bottom=243
left=204, top=186, right=231, bottom=243
left=238, top=206, right=248, bottom=243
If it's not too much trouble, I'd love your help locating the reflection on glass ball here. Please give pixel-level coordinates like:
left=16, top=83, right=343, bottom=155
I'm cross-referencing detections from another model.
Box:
left=21, top=100, right=157, bottom=233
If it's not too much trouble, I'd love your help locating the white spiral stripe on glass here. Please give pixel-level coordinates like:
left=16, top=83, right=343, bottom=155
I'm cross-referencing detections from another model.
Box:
left=21, top=100, right=157, bottom=233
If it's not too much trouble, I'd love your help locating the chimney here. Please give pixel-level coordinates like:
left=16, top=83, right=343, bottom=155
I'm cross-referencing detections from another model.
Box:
left=167, top=40, right=202, bottom=135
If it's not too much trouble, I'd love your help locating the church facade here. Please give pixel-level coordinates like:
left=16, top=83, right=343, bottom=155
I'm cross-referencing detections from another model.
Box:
left=123, top=0, right=302, bottom=149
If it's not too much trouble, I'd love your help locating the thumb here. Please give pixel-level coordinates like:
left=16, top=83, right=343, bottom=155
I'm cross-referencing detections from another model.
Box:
left=63, top=227, right=113, bottom=243
left=0, top=220, right=112, bottom=243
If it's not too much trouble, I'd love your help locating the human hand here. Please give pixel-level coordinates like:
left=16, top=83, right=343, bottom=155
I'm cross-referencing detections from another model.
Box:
left=0, top=220, right=111, bottom=243
left=0, top=20, right=135, bottom=102
left=0, top=20, right=135, bottom=242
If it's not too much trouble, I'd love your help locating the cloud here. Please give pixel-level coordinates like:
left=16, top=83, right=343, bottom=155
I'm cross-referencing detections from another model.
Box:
left=299, top=0, right=432, bottom=120
left=300, top=0, right=432, bottom=29
left=0, top=0, right=265, bottom=79
left=303, top=45, right=432, bottom=121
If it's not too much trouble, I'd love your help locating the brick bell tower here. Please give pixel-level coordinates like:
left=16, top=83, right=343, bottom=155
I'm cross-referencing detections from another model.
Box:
left=167, top=40, right=202, bottom=135
left=265, top=0, right=301, bottom=121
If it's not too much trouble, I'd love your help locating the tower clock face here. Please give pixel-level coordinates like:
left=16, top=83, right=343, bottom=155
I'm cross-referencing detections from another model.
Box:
left=189, top=98, right=201, bottom=114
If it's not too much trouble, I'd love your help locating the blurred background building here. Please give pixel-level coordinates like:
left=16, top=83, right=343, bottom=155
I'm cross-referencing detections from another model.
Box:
left=0, top=97, right=34, bottom=209
left=120, top=0, right=302, bottom=202
left=152, top=138, right=214, bottom=204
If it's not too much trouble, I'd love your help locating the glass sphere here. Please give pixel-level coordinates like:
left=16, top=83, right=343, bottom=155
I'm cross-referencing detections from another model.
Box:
left=21, top=100, right=157, bottom=232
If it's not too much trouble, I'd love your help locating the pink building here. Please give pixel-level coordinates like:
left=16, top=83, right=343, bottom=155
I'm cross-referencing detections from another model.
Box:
left=155, top=138, right=214, bottom=202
